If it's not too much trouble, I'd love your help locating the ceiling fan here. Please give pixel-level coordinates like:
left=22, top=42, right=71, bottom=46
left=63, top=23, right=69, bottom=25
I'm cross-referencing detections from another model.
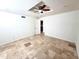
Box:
left=36, top=5, right=50, bottom=13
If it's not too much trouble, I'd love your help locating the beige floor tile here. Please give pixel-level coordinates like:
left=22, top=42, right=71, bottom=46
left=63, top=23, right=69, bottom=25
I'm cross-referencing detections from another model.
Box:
left=0, top=34, right=78, bottom=59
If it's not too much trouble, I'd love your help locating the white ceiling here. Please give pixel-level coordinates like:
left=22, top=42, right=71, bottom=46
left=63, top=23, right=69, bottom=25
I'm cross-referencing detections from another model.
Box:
left=0, top=0, right=41, bottom=15
left=43, top=0, right=79, bottom=12
left=0, top=0, right=79, bottom=18
left=38, top=0, right=79, bottom=17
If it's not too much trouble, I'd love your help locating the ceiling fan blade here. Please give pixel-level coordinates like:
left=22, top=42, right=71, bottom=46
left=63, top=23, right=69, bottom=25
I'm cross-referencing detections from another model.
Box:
left=39, top=5, right=46, bottom=10
left=42, top=5, right=46, bottom=9
left=43, top=9, right=50, bottom=11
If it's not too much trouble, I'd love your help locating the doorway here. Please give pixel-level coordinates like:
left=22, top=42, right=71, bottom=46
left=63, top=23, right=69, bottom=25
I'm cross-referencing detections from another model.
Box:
left=40, top=20, right=43, bottom=34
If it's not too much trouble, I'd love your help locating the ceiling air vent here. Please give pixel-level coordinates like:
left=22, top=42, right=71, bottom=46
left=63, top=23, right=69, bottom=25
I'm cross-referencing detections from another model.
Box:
left=21, top=16, right=26, bottom=18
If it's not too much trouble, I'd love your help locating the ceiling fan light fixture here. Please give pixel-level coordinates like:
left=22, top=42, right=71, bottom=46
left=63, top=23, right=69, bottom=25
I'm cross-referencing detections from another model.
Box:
left=21, top=16, right=26, bottom=18
left=41, top=11, right=43, bottom=13
left=29, top=1, right=51, bottom=14
left=38, top=10, right=43, bottom=13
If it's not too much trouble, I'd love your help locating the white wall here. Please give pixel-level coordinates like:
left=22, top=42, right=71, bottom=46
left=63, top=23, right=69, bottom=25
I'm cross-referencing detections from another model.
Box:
left=36, top=11, right=78, bottom=42
left=76, top=11, right=79, bottom=58
left=76, top=37, right=79, bottom=58
left=0, top=11, right=36, bottom=45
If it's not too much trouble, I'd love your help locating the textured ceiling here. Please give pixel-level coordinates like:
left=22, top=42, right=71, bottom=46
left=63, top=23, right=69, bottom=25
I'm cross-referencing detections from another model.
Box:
left=0, top=0, right=79, bottom=18
left=29, top=0, right=79, bottom=18
left=0, top=0, right=41, bottom=15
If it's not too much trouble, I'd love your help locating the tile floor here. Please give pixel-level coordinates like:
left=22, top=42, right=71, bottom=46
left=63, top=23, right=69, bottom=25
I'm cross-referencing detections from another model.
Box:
left=0, top=34, right=78, bottom=59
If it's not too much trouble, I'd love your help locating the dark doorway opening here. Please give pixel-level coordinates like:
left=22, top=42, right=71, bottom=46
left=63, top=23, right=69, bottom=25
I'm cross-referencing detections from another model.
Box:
left=40, top=20, right=43, bottom=34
